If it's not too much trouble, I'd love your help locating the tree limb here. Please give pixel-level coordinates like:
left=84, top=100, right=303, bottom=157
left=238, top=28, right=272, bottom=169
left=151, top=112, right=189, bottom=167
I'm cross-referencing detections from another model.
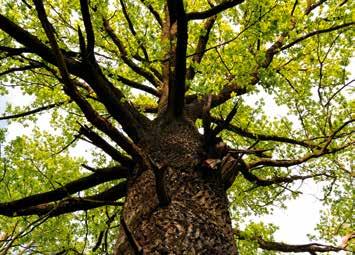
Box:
left=0, top=101, right=69, bottom=120
left=138, top=0, right=162, bottom=27
left=115, top=74, right=160, bottom=97
left=10, top=182, right=127, bottom=217
left=235, top=229, right=345, bottom=253
left=281, top=22, right=355, bottom=52
left=210, top=116, right=318, bottom=149
left=186, top=16, right=217, bottom=80
left=0, top=63, right=43, bottom=77
left=0, top=166, right=128, bottom=217
left=79, top=124, right=133, bottom=167
left=0, top=11, right=147, bottom=142
left=79, top=0, right=95, bottom=55
left=103, top=19, right=161, bottom=88
left=187, top=0, right=245, bottom=20
left=305, top=0, right=327, bottom=15
left=119, top=0, right=149, bottom=61
left=166, top=0, right=188, bottom=117
left=257, top=238, right=344, bottom=253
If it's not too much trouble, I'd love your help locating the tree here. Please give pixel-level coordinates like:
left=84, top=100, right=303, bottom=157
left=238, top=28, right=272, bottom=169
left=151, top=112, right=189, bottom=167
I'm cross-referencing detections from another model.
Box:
left=0, top=0, right=353, bottom=253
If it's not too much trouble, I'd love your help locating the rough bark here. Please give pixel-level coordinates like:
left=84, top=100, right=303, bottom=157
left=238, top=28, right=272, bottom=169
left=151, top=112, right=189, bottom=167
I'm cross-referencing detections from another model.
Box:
left=114, top=116, right=237, bottom=254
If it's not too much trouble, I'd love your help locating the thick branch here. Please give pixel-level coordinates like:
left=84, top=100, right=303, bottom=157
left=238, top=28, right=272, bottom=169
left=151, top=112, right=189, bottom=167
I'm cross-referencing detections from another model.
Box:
left=11, top=182, right=127, bottom=217
left=0, top=14, right=69, bottom=69
left=166, top=0, right=188, bottom=117
left=0, top=166, right=128, bottom=217
left=0, top=12, right=146, bottom=141
left=187, top=0, right=245, bottom=20
left=0, top=46, right=33, bottom=59
left=248, top=141, right=353, bottom=169
left=79, top=0, right=95, bottom=55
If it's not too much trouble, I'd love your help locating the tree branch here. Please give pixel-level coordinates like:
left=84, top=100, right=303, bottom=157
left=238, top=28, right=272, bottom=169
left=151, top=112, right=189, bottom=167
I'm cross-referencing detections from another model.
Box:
left=0, top=63, right=43, bottom=77
left=0, top=46, right=34, bottom=60
left=0, top=166, right=128, bottom=217
left=103, top=19, right=161, bottom=88
left=138, top=0, right=162, bottom=27
left=235, top=229, right=345, bottom=253
left=166, top=0, right=188, bottom=117
left=10, top=182, right=127, bottom=217
left=0, top=11, right=147, bottom=141
left=0, top=14, right=75, bottom=70
left=281, top=22, right=355, bottom=52
left=257, top=238, right=344, bottom=253
left=210, top=116, right=318, bottom=149
left=115, top=74, right=160, bottom=97
left=238, top=161, right=326, bottom=186
left=187, top=0, right=245, bottom=20
left=305, top=0, right=327, bottom=15
left=79, top=124, right=133, bottom=167
left=186, top=16, right=217, bottom=80
left=79, top=0, right=95, bottom=55
left=247, top=136, right=353, bottom=169
left=0, top=101, right=69, bottom=120
left=119, top=0, right=149, bottom=61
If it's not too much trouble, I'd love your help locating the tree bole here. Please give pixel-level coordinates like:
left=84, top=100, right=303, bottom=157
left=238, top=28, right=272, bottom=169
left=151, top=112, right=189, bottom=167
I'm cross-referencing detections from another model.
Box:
left=114, top=118, right=237, bottom=254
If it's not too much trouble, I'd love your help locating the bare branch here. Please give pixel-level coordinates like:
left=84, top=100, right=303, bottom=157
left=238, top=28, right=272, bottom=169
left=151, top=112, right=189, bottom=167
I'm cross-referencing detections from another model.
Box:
left=257, top=239, right=344, bottom=253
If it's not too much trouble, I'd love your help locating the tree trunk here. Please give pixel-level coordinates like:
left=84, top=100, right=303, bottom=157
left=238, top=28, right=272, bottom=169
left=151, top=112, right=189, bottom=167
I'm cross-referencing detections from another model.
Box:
left=114, top=117, right=237, bottom=254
